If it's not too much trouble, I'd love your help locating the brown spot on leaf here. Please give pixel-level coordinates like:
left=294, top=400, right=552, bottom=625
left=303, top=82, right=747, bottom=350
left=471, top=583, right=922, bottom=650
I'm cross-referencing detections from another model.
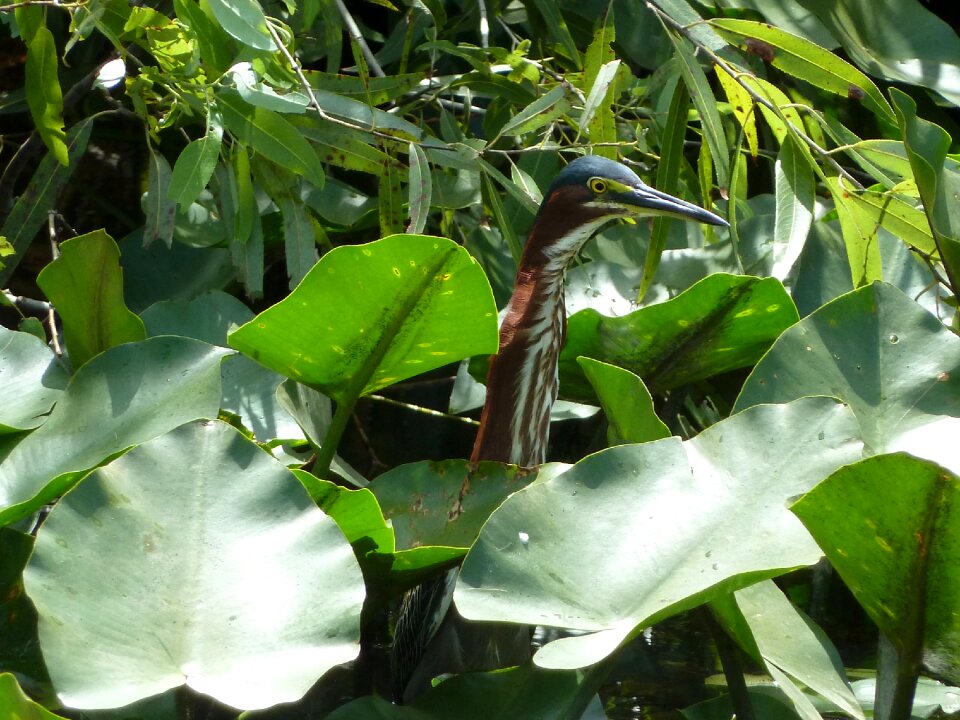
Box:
left=848, top=85, right=865, bottom=101
left=745, top=38, right=776, bottom=62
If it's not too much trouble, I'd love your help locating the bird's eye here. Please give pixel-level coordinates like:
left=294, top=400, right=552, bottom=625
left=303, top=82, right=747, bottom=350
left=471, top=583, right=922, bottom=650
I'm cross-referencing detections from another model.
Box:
left=588, top=177, right=607, bottom=194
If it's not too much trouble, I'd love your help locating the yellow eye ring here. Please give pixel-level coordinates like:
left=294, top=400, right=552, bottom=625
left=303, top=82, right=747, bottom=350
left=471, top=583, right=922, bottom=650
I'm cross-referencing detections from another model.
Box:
left=588, top=177, right=607, bottom=194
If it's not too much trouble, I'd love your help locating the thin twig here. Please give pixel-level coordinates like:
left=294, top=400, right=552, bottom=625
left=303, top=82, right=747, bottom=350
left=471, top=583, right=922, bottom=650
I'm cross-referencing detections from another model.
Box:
left=477, top=0, right=490, bottom=49
left=367, top=394, right=480, bottom=426
left=334, top=0, right=386, bottom=78
left=46, top=212, right=62, bottom=356
left=645, top=0, right=861, bottom=188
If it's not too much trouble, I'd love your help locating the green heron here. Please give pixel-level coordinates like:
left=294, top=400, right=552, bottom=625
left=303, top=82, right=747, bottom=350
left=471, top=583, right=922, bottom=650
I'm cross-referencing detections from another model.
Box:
left=394, top=155, right=728, bottom=701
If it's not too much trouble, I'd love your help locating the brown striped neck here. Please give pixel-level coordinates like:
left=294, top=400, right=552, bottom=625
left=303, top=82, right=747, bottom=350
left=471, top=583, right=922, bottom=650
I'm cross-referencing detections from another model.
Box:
left=470, top=196, right=616, bottom=466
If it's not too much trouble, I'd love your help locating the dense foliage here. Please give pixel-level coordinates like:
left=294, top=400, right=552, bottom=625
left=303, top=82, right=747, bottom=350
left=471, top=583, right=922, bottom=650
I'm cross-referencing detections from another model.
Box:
left=1, top=0, right=960, bottom=718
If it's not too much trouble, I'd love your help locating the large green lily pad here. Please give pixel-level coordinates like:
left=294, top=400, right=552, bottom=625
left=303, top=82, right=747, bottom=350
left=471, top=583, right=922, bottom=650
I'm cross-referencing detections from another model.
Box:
left=0, top=336, right=229, bottom=527
left=0, top=326, right=69, bottom=432
left=455, top=398, right=862, bottom=669
left=229, top=234, right=498, bottom=402
left=735, top=282, right=960, bottom=453
left=24, top=420, right=365, bottom=710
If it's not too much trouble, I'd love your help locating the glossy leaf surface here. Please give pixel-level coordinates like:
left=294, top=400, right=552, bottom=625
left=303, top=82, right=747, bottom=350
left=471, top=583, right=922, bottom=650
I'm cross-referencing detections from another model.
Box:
left=24, top=420, right=364, bottom=709
left=229, top=235, right=497, bottom=401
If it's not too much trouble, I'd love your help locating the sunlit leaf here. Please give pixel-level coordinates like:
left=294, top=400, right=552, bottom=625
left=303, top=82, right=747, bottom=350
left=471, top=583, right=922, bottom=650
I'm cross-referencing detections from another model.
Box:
left=406, top=142, right=431, bottom=235
left=206, top=0, right=274, bottom=50
left=793, top=453, right=960, bottom=684
left=24, top=420, right=364, bottom=709
left=36, top=230, right=146, bottom=369
left=0, top=337, right=229, bottom=527
left=560, top=273, right=798, bottom=398
left=712, top=18, right=895, bottom=124
left=0, top=327, right=69, bottom=433
left=24, top=26, right=67, bottom=166
left=577, top=357, right=670, bottom=446
left=715, top=66, right=758, bottom=158
left=228, top=234, right=498, bottom=401
left=456, top=398, right=862, bottom=669
left=168, top=121, right=223, bottom=208
left=772, top=136, right=814, bottom=280
left=735, top=282, right=960, bottom=454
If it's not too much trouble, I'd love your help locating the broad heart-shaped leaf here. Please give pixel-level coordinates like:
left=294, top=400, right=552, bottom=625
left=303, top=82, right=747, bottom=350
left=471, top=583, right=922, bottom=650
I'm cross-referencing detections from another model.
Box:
left=455, top=397, right=863, bottom=670
left=734, top=282, right=960, bottom=454
left=0, top=337, right=229, bottom=527
left=793, top=454, right=960, bottom=684
left=141, top=291, right=305, bottom=443
left=369, top=460, right=540, bottom=551
left=229, top=235, right=498, bottom=402
left=36, top=230, right=146, bottom=369
left=577, top=357, right=670, bottom=446
left=23, top=420, right=364, bottom=710
left=559, top=274, right=798, bottom=399
left=0, top=326, right=69, bottom=432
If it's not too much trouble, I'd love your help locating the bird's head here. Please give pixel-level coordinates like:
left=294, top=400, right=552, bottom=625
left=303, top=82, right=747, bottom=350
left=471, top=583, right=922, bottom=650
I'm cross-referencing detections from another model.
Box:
left=526, top=155, right=728, bottom=268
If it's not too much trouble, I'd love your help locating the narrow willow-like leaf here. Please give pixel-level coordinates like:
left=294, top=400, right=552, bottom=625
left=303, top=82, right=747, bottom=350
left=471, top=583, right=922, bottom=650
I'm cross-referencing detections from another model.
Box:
left=169, top=125, right=223, bottom=208
left=36, top=230, right=146, bottom=369
left=233, top=146, right=255, bottom=243
left=715, top=66, right=758, bottom=158
left=218, top=92, right=325, bottom=188
left=206, top=0, right=274, bottom=50
left=499, top=85, right=566, bottom=137
left=481, top=171, right=521, bottom=264
left=173, top=0, right=234, bottom=73
left=0, top=118, right=93, bottom=286
left=477, top=158, right=539, bottom=216
left=231, top=213, right=264, bottom=299
left=825, top=176, right=882, bottom=288
left=530, top=0, right=580, bottom=65
left=406, top=142, right=431, bottom=235
left=510, top=163, right=542, bottom=206
left=231, top=63, right=310, bottom=114
left=712, top=18, right=895, bottom=124
left=772, top=136, right=815, bottom=280
left=24, top=26, right=67, bottom=166
left=580, top=60, right=620, bottom=143
left=143, top=148, right=175, bottom=248
left=669, top=31, right=730, bottom=187
left=280, top=197, right=318, bottom=289
left=891, top=88, right=960, bottom=298
left=379, top=158, right=404, bottom=237
left=640, top=80, right=690, bottom=300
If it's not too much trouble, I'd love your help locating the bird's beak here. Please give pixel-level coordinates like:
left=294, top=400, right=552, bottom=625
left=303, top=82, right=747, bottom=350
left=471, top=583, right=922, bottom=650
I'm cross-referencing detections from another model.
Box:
left=619, top=183, right=728, bottom=227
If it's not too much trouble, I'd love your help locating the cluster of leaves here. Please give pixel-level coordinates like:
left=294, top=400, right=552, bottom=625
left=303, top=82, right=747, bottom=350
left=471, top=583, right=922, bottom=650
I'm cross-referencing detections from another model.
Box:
left=2, top=0, right=960, bottom=719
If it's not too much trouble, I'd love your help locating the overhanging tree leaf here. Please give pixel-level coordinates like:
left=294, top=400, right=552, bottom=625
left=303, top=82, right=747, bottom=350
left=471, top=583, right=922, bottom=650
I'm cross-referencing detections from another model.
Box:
left=206, top=0, right=274, bottom=50
left=0, top=337, right=230, bottom=527
left=455, top=397, right=862, bottom=669
left=0, top=326, right=69, bottom=433
left=24, top=26, right=67, bottom=166
left=772, top=136, right=814, bottom=280
left=36, top=230, right=146, bottom=369
left=23, top=420, right=364, bottom=710
left=712, top=18, right=895, bottom=124
left=0, top=118, right=93, bottom=287
left=228, top=234, right=498, bottom=401
left=735, top=282, right=960, bottom=454
left=890, top=88, right=960, bottom=297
